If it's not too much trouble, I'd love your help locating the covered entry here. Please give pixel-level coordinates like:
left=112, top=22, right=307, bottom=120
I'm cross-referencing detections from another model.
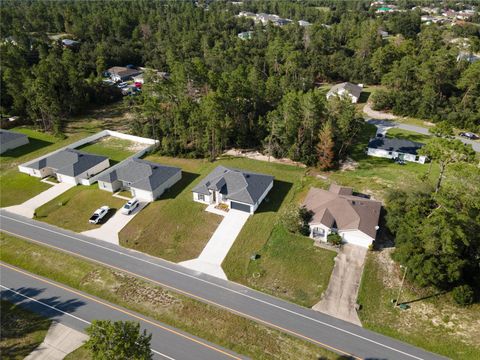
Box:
left=230, top=201, right=251, bottom=213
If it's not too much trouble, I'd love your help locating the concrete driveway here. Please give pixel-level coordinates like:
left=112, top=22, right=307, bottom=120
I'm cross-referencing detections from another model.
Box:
left=180, top=209, right=250, bottom=279
left=313, top=244, right=367, bottom=326
left=81, top=202, right=147, bottom=245
left=3, top=182, right=75, bottom=218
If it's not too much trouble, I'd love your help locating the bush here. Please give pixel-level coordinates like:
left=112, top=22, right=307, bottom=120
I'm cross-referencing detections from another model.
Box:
left=327, top=233, right=342, bottom=246
left=452, top=285, right=475, bottom=306
left=371, top=89, right=395, bottom=111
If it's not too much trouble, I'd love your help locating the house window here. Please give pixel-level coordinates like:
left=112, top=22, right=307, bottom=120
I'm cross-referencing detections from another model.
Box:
left=198, top=194, right=205, bottom=201
left=415, top=155, right=419, bottom=161
left=388, top=151, right=393, bottom=156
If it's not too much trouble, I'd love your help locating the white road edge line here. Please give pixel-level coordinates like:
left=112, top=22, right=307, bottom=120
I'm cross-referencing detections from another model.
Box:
left=1, top=213, right=426, bottom=360
left=0, top=284, right=174, bottom=360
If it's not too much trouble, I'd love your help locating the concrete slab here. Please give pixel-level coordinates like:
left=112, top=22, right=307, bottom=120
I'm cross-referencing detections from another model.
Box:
left=25, top=322, right=88, bottom=360
left=81, top=201, right=147, bottom=244
left=312, top=244, right=367, bottom=326
left=180, top=209, right=250, bottom=279
left=3, top=182, right=75, bottom=218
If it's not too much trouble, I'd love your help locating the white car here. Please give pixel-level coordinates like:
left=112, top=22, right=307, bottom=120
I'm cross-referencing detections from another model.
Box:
left=89, top=206, right=110, bottom=224
left=117, top=82, right=128, bottom=88
left=121, top=199, right=139, bottom=215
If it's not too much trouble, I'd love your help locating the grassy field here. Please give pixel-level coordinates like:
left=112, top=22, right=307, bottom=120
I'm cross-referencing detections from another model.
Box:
left=0, top=233, right=338, bottom=360
left=64, top=346, right=91, bottom=359
left=358, top=250, right=480, bottom=360
left=76, top=136, right=139, bottom=165
left=0, top=300, right=51, bottom=360
left=35, top=185, right=125, bottom=232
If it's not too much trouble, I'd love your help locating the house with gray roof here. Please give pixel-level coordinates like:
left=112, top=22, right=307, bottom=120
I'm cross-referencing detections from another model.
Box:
left=192, top=166, right=274, bottom=214
left=0, top=129, right=29, bottom=154
left=303, top=184, right=382, bottom=248
left=367, top=138, right=427, bottom=164
left=326, top=82, right=363, bottom=103
left=97, top=158, right=181, bottom=202
left=20, top=149, right=110, bottom=184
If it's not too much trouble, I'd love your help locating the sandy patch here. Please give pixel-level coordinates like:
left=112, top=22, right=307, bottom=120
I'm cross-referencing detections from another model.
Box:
left=223, top=149, right=306, bottom=167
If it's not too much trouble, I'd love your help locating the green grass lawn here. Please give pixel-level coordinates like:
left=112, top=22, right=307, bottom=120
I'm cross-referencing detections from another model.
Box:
left=0, top=172, right=52, bottom=208
left=64, top=346, right=91, bottom=359
left=35, top=185, right=125, bottom=232
left=358, top=251, right=480, bottom=360
left=0, top=300, right=52, bottom=360
left=76, top=136, right=139, bottom=165
left=0, top=233, right=337, bottom=360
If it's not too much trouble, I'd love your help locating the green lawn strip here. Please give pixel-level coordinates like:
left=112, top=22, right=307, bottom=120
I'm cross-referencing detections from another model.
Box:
left=34, top=185, right=125, bottom=232
left=357, top=252, right=480, bottom=360
left=0, top=233, right=336, bottom=360
left=0, top=170, right=52, bottom=208
left=76, top=137, right=137, bottom=165
left=0, top=300, right=52, bottom=360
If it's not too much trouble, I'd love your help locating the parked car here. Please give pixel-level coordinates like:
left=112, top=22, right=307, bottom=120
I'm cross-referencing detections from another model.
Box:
left=121, top=199, right=139, bottom=215
left=117, top=82, right=128, bottom=88
left=89, top=206, right=110, bottom=224
left=459, top=132, right=479, bottom=140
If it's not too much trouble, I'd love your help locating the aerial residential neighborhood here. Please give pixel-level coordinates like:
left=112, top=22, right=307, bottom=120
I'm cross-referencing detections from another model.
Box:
left=0, top=1, right=479, bottom=360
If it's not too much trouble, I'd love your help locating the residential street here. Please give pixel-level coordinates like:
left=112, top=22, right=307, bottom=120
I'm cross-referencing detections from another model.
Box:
left=0, top=210, right=446, bottom=360
left=0, top=262, right=244, bottom=360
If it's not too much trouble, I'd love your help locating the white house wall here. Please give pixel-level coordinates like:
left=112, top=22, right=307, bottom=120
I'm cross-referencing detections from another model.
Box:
left=193, top=192, right=211, bottom=204
left=56, top=174, right=77, bottom=185
left=340, top=230, right=374, bottom=248
left=367, top=147, right=426, bottom=164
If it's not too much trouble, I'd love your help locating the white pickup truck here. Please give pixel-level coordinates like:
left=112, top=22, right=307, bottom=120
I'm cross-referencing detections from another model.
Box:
left=89, top=206, right=110, bottom=224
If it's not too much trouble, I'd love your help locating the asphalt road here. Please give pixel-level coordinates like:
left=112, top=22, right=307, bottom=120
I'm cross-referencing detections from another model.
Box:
left=0, top=262, right=244, bottom=360
left=0, top=211, right=446, bottom=360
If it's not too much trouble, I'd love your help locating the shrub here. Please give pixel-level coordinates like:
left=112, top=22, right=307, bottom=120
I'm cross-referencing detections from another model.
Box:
left=327, top=233, right=342, bottom=246
left=452, top=285, right=475, bottom=306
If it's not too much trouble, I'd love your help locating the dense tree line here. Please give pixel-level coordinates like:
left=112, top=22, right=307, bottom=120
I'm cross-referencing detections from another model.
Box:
left=1, top=0, right=479, bottom=158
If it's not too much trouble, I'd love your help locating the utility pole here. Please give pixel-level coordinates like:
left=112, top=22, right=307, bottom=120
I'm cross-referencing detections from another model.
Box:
left=394, top=265, right=408, bottom=308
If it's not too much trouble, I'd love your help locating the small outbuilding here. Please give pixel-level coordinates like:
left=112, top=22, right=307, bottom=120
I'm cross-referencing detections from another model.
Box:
left=0, top=129, right=29, bottom=154
left=367, top=138, right=427, bottom=164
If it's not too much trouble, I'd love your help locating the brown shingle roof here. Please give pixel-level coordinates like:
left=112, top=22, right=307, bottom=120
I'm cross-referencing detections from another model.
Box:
left=302, top=186, right=381, bottom=239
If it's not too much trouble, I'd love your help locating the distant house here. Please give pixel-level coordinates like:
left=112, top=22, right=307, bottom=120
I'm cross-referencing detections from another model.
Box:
left=192, top=166, right=274, bottom=214
left=238, top=31, right=254, bottom=40
left=20, top=149, right=110, bottom=184
left=367, top=138, right=427, bottom=163
left=61, top=39, right=80, bottom=48
left=107, top=66, right=143, bottom=82
left=326, top=82, right=363, bottom=103
left=457, top=51, right=480, bottom=63
left=98, top=158, right=181, bottom=202
left=0, top=129, right=29, bottom=154
left=377, top=29, right=389, bottom=38
left=303, top=184, right=382, bottom=248
left=298, top=20, right=312, bottom=27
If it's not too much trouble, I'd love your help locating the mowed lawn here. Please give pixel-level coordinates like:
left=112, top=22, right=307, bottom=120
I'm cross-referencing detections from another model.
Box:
left=1, top=300, right=52, bottom=360
left=358, top=251, right=480, bottom=360
left=35, top=185, right=125, bottom=232
left=76, top=136, right=139, bottom=165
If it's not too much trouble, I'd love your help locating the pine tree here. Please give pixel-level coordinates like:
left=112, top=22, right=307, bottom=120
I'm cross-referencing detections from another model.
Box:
left=316, top=120, right=334, bottom=170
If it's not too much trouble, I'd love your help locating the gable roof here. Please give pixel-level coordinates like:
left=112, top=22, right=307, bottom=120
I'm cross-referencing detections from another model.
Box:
left=191, top=166, right=274, bottom=205
left=327, top=82, right=363, bottom=99
left=368, top=138, right=424, bottom=155
left=0, top=129, right=28, bottom=145
left=27, top=149, right=108, bottom=177
left=98, top=158, right=181, bottom=192
left=303, top=185, right=381, bottom=239
left=107, top=67, right=142, bottom=78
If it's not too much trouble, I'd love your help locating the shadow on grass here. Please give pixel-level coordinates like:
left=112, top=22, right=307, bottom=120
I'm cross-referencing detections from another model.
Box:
left=159, top=171, right=199, bottom=200
left=0, top=137, right=53, bottom=158
left=357, top=90, right=371, bottom=104
left=255, top=180, right=293, bottom=214
left=387, top=132, right=429, bottom=143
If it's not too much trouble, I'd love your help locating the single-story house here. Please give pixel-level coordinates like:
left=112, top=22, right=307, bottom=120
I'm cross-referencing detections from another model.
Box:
left=192, top=166, right=274, bottom=214
left=107, top=66, right=143, bottom=82
left=238, top=31, right=254, bottom=40
left=326, top=82, right=363, bottom=103
left=367, top=138, right=427, bottom=164
left=303, top=184, right=382, bottom=248
left=20, top=149, right=109, bottom=184
left=97, top=158, right=181, bottom=202
left=0, top=129, right=29, bottom=154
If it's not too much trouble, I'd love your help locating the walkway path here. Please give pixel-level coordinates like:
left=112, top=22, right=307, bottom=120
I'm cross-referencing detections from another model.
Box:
left=180, top=209, right=250, bottom=279
left=25, top=322, right=88, bottom=360
left=313, top=244, right=367, bottom=326
left=3, top=183, right=75, bottom=218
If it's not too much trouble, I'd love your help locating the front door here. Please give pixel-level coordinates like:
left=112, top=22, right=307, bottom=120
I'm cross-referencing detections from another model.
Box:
left=212, top=191, right=216, bottom=203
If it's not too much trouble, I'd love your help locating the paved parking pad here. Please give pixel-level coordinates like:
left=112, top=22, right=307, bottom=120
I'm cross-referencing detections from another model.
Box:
left=81, top=202, right=147, bottom=245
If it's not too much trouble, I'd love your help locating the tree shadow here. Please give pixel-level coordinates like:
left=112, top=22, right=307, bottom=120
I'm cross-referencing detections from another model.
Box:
left=255, top=180, right=293, bottom=214
left=387, top=132, right=428, bottom=143
left=1, top=137, right=53, bottom=158
left=158, top=171, right=199, bottom=200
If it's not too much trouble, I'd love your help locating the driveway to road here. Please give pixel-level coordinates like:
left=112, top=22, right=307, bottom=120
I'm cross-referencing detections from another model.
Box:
left=313, top=244, right=367, bottom=326
left=0, top=211, right=446, bottom=360
left=1, top=262, right=243, bottom=360
left=180, top=209, right=250, bottom=279
left=81, top=201, right=147, bottom=245
left=3, top=182, right=75, bottom=218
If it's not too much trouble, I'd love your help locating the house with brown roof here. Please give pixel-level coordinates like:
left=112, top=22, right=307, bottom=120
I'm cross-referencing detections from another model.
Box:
left=302, top=184, right=382, bottom=248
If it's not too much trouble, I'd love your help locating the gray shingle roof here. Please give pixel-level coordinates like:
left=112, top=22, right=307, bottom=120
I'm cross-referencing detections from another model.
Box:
left=368, top=138, right=424, bottom=155
left=327, top=82, right=363, bottom=99
left=192, top=166, right=274, bottom=205
left=98, top=158, right=181, bottom=191
left=27, top=149, right=108, bottom=177
left=0, top=129, right=28, bottom=145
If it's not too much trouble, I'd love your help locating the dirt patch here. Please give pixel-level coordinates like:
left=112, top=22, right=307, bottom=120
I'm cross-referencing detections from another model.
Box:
left=223, top=149, right=306, bottom=168
left=95, top=135, right=149, bottom=152
left=339, top=157, right=358, bottom=171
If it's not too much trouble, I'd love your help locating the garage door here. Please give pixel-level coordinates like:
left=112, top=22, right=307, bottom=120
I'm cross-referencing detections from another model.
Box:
left=230, top=201, right=251, bottom=213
